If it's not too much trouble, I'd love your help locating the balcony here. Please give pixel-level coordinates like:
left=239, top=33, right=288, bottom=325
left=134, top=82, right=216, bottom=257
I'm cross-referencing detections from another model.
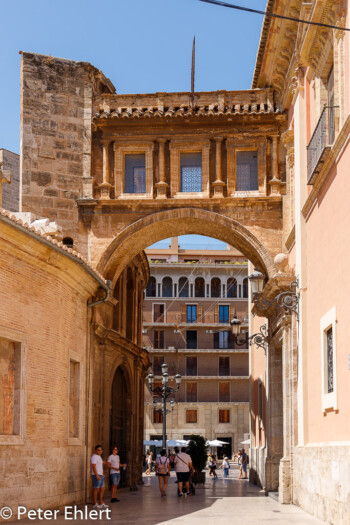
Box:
left=307, top=106, right=339, bottom=185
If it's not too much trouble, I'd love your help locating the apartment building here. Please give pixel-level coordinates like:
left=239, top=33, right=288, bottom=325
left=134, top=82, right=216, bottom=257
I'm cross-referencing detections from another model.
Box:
left=143, top=237, right=249, bottom=457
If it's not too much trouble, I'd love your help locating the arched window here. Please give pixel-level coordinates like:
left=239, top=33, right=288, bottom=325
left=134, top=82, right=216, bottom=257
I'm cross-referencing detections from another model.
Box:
left=194, top=277, right=205, bottom=297
left=243, top=278, right=248, bottom=298
left=162, top=277, right=173, bottom=297
left=211, top=277, right=221, bottom=298
left=227, top=278, right=237, bottom=298
left=178, top=277, right=189, bottom=297
left=146, top=276, right=156, bottom=297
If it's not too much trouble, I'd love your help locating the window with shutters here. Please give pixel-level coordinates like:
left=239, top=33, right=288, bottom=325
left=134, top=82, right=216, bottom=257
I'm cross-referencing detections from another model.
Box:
left=180, top=153, right=202, bottom=192
left=154, top=330, right=164, bottom=350
left=195, top=277, right=205, bottom=297
left=186, top=356, right=197, bottom=376
left=219, top=356, right=230, bottom=376
left=178, top=277, right=189, bottom=297
left=186, top=382, right=197, bottom=402
left=186, top=331, right=197, bottom=350
left=125, top=154, right=146, bottom=193
left=219, top=382, right=230, bottom=402
left=227, top=278, right=237, bottom=298
left=153, top=356, right=164, bottom=375
left=153, top=409, right=163, bottom=423
left=153, top=304, right=165, bottom=322
left=187, top=305, right=197, bottom=323
left=146, top=276, right=156, bottom=297
left=186, top=409, right=198, bottom=423
left=236, top=151, right=258, bottom=191
left=211, top=278, right=221, bottom=298
left=219, top=409, right=230, bottom=423
left=219, top=305, right=229, bottom=323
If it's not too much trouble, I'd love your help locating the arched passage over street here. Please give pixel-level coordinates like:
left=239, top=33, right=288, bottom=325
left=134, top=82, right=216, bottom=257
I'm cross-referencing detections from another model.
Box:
left=97, top=208, right=277, bottom=285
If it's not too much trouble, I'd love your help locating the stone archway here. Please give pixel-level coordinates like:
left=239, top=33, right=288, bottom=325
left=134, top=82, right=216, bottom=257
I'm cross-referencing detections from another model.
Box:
left=97, top=208, right=277, bottom=284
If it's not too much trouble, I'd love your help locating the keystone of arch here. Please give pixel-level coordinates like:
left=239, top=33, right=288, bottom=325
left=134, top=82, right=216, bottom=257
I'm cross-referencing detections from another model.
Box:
left=97, top=208, right=276, bottom=284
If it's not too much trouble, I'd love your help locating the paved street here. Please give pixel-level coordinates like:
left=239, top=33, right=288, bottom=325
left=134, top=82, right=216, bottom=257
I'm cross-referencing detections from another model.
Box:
left=16, top=469, right=325, bottom=524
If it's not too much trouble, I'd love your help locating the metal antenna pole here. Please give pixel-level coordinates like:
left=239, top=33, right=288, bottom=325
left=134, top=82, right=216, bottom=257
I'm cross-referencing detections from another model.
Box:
left=191, top=36, right=195, bottom=105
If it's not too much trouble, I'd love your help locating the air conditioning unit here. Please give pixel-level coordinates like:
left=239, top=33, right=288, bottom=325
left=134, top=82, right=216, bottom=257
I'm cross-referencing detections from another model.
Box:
left=168, top=346, right=175, bottom=350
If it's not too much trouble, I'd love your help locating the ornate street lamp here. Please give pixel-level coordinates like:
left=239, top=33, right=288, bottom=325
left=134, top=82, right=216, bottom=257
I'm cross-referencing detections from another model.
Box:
left=147, top=366, right=182, bottom=449
left=248, top=268, right=300, bottom=321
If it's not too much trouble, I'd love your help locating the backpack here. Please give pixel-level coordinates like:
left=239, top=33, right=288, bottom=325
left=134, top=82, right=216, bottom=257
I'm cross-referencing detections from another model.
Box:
left=158, top=457, right=168, bottom=475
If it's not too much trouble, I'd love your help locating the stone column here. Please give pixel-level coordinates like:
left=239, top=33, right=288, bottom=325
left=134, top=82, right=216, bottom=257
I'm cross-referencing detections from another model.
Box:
left=265, top=340, right=283, bottom=493
left=269, top=135, right=282, bottom=195
left=155, top=138, right=168, bottom=198
left=212, top=137, right=225, bottom=197
left=279, top=318, right=296, bottom=504
left=97, top=140, right=112, bottom=199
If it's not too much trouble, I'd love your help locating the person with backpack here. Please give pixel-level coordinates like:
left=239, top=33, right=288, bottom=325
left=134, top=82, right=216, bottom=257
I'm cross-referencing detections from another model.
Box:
left=241, top=448, right=248, bottom=479
left=155, top=449, right=170, bottom=496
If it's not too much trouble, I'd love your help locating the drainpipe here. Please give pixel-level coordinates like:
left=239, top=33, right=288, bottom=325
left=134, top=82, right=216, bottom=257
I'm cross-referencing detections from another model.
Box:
left=87, top=280, right=112, bottom=308
left=85, top=279, right=112, bottom=503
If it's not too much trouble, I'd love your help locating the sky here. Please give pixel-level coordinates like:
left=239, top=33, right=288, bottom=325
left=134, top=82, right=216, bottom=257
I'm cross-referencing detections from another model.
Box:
left=1, top=0, right=266, bottom=249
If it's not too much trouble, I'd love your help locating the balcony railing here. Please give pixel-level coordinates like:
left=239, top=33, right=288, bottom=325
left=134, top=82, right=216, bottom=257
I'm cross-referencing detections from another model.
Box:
left=307, top=106, right=339, bottom=185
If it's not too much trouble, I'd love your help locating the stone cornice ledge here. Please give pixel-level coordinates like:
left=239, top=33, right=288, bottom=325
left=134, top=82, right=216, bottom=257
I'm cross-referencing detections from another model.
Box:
left=285, top=225, right=295, bottom=252
left=94, top=323, right=150, bottom=369
left=302, top=115, right=350, bottom=219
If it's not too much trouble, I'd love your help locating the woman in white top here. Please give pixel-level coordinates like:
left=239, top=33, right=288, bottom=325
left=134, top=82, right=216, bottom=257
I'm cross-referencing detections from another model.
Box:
left=155, top=449, right=170, bottom=496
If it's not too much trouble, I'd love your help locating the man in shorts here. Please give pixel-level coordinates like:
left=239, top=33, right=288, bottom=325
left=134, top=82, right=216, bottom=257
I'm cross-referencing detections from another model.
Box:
left=174, top=447, right=193, bottom=496
left=91, top=445, right=108, bottom=509
left=241, top=448, right=248, bottom=479
left=106, top=446, right=127, bottom=502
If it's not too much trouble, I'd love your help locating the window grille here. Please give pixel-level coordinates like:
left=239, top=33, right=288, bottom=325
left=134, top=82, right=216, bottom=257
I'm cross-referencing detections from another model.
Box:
left=125, top=154, right=146, bottom=193
left=180, top=153, right=202, bottom=192
left=236, top=151, right=258, bottom=191
left=326, top=327, right=334, bottom=393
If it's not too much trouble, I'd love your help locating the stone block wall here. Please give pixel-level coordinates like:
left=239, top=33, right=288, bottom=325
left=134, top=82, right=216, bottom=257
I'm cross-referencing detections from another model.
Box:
left=249, top=446, right=267, bottom=489
left=293, top=445, right=350, bottom=524
left=20, top=52, right=114, bottom=246
left=0, top=149, right=20, bottom=212
left=0, top=217, right=100, bottom=517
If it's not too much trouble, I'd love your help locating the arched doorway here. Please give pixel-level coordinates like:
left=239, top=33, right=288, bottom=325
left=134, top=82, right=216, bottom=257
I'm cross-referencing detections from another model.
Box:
left=110, top=367, right=131, bottom=487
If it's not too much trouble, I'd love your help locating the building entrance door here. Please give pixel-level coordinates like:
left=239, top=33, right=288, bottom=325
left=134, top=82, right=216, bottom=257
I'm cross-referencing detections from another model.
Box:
left=217, top=437, right=232, bottom=459
left=110, top=367, right=129, bottom=486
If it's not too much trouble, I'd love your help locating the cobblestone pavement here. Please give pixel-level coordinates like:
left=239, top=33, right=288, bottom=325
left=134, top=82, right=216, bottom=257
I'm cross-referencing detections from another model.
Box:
left=16, top=469, right=325, bottom=524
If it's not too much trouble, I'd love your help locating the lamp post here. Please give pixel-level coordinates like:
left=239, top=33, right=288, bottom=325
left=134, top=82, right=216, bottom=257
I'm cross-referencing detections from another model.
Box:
left=248, top=268, right=299, bottom=321
left=147, top=364, right=182, bottom=449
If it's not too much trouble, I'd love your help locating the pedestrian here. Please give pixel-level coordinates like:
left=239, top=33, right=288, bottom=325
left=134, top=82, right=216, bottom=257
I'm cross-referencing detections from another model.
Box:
left=208, top=454, right=213, bottom=476
left=209, top=455, right=218, bottom=479
left=237, top=449, right=243, bottom=479
left=106, top=446, right=127, bottom=502
left=221, top=456, right=230, bottom=478
left=90, top=445, right=108, bottom=509
left=155, top=449, right=170, bottom=496
left=145, top=450, right=153, bottom=476
left=174, top=446, right=193, bottom=496
left=241, top=448, right=248, bottom=479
